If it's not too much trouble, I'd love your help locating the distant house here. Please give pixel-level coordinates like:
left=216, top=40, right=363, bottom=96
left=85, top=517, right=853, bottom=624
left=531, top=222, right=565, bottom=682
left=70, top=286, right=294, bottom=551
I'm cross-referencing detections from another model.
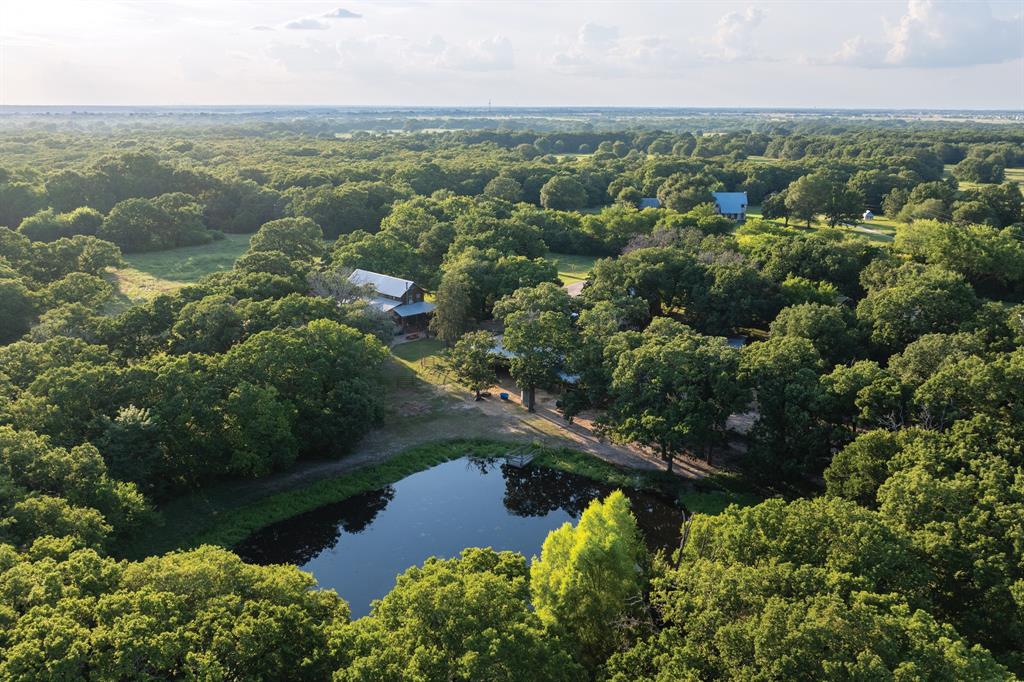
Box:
left=711, top=191, right=748, bottom=222
left=862, top=209, right=875, bottom=220
left=347, top=268, right=435, bottom=334
left=638, top=197, right=661, bottom=209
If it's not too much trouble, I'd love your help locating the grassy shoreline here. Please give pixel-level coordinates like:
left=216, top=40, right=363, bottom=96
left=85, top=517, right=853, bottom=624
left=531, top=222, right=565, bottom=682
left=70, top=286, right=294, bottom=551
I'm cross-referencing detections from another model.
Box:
left=119, top=439, right=502, bottom=559
left=118, top=439, right=762, bottom=560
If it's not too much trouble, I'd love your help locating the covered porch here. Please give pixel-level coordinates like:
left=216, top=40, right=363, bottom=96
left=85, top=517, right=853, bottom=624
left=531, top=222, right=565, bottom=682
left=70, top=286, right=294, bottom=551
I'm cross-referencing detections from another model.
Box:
left=391, top=300, right=436, bottom=334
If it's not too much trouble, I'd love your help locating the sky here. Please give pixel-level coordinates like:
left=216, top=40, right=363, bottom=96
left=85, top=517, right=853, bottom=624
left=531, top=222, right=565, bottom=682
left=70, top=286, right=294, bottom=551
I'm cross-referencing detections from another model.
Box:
left=2, top=0, right=1022, bottom=109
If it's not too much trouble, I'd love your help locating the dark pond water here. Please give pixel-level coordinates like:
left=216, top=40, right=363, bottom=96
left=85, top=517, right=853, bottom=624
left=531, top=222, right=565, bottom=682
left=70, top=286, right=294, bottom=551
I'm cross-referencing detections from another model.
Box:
left=235, top=457, right=684, bottom=617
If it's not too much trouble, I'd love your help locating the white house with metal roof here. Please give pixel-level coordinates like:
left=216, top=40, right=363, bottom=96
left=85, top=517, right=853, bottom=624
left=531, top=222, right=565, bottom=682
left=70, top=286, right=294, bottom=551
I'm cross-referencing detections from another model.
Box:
left=347, top=268, right=436, bottom=334
left=711, top=191, right=748, bottom=222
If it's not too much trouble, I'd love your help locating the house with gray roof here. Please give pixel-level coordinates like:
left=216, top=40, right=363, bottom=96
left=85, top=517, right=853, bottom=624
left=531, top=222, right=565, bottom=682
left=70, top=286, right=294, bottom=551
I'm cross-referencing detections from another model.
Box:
left=711, top=191, right=748, bottom=222
left=347, top=268, right=435, bottom=334
left=638, top=197, right=661, bottom=209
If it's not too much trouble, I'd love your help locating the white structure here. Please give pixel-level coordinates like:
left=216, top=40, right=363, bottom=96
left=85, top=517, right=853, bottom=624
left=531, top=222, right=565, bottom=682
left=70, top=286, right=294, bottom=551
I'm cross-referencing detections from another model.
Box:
left=862, top=210, right=875, bottom=220
left=711, top=191, right=748, bottom=222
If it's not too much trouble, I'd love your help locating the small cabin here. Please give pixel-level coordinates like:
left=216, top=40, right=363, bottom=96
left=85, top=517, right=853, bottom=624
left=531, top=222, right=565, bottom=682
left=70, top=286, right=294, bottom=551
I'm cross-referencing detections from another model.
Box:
left=862, top=209, right=875, bottom=221
left=711, top=191, right=748, bottom=222
left=348, top=268, right=436, bottom=334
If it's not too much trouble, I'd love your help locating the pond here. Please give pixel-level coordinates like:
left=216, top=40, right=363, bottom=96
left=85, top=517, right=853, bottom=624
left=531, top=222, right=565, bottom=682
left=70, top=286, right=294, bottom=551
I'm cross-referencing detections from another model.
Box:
left=235, top=457, right=685, bottom=618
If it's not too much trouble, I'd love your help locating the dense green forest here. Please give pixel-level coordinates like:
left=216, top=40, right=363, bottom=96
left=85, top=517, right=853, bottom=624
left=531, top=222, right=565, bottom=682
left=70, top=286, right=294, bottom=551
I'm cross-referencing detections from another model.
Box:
left=1, top=112, right=1022, bottom=680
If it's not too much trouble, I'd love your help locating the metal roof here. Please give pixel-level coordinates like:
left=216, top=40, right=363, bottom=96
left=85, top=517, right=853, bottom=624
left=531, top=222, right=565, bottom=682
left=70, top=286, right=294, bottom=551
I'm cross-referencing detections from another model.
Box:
left=348, top=268, right=414, bottom=299
left=638, top=197, right=661, bottom=209
left=712, top=192, right=748, bottom=215
left=392, top=301, right=436, bottom=317
left=490, top=337, right=515, bottom=360
left=490, top=335, right=577, bottom=383
left=367, top=296, right=401, bottom=312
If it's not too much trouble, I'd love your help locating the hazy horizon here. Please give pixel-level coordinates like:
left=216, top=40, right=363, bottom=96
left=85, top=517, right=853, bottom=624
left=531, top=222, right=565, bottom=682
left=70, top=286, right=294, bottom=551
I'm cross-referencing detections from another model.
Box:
left=0, top=104, right=1020, bottom=113
left=3, top=0, right=1022, bottom=110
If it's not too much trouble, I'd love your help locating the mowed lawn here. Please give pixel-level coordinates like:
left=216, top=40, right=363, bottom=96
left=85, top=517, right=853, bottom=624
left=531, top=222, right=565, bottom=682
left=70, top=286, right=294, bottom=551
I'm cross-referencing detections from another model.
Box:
left=105, top=233, right=252, bottom=305
left=746, top=205, right=896, bottom=243
left=392, top=337, right=445, bottom=363
left=944, top=165, right=1024, bottom=191
left=547, top=252, right=598, bottom=284
left=1003, top=167, right=1024, bottom=189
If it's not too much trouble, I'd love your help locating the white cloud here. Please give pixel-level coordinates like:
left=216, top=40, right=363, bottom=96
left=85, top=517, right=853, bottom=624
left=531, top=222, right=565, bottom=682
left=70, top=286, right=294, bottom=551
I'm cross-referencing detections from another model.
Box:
left=4, top=0, right=1021, bottom=108
left=267, top=39, right=340, bottom=72
left=440, top=35, right=514, bottom=71
left=265, top=32, right=512, bottom=77
left=284, top=17, right=330, bottom=30
left=704, top=6, right=766, bottom=63
left=822, top=35, right=889, bottom=68
left=324, top=8, right=362, bottom=19
left=550, top=23, right=696, bottom=77
left=578, top=23, right=619, bottom=49
left=336, top=34, right=433, bottom=77
left=823, top=0, right=1023, bottom=68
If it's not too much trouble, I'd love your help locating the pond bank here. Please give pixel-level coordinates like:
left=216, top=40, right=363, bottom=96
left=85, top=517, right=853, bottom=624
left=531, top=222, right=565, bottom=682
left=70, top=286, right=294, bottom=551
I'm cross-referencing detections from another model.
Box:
left=116, top=439, right=761, bottom=560
left=235, top=454, right=687, bottom=617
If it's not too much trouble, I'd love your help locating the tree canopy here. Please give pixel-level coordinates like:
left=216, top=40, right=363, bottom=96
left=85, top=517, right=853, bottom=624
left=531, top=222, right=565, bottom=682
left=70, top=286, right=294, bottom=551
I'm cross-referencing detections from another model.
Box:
left=3, top=113, right=1023, bottom=679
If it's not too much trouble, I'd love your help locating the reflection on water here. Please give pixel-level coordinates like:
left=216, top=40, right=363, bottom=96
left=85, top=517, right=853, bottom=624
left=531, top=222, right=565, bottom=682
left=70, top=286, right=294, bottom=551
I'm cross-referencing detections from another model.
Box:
left=235, top=457, right=684, bottom=617
left=238, top=486, right=396, bottom=567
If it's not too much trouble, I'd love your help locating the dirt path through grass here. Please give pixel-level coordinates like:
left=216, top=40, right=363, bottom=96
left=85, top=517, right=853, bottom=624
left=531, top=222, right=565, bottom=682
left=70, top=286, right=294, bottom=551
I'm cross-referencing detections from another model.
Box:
left=136, top=342, right=725, bottom=557
left=218, top=378, right=715, bottom=503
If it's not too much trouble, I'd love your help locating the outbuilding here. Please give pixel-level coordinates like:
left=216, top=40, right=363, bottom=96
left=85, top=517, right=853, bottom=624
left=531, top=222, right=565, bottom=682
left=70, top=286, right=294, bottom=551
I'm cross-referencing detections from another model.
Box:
left=711, top=191, right=748, bottom=222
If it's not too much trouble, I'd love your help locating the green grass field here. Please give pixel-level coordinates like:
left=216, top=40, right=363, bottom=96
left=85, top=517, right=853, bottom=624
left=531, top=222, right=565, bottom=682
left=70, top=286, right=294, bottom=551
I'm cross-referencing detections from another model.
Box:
left=392, top=338, right=445, bottom=364
left=1003, top=167, right=1024, bottom=188
left=391, top=338, right=447, bottom=385
left=746, top=205, right=895, bottom=243
left=556, top=152, right=595, bottom=161
left=102, top=234, right=252, bottom=310
left=945, top=165, right=1024, bottom=191
left=547, top=252, right=598, bottom=284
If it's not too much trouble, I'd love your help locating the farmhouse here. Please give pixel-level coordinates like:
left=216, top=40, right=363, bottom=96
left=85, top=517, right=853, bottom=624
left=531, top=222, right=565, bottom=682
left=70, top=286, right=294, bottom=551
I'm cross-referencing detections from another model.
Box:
left=347, top=268, right=435, bottom=334
left=711, top=191, right=748, bottom=222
